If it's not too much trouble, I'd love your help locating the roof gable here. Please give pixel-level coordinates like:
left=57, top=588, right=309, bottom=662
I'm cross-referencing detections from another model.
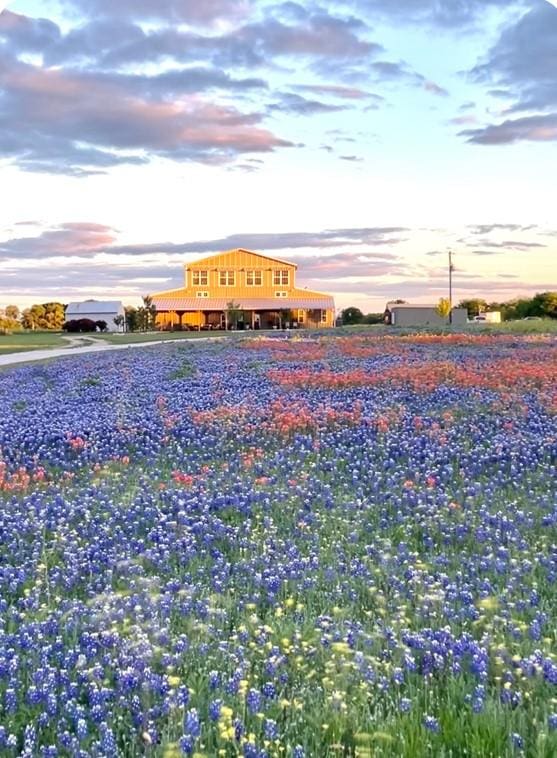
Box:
left=66, top=300, right=123, bottom=314
left=187, top=248, right=297, bottom=269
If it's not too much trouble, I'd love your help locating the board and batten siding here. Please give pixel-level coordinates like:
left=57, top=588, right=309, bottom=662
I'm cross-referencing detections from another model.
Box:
left=184, top=250, right=297, bottom=298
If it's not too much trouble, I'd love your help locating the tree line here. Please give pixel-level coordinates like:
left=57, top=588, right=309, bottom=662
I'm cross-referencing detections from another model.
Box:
left=0, top=296, right=158, bottom=332
left=340, top=292, right=557, bottom=325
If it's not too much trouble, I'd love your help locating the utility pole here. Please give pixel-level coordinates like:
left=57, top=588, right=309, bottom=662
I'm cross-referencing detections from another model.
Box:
left=448, top=249, right=454, bottom=325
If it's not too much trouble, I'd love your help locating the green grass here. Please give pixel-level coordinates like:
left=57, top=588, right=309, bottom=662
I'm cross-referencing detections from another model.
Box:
left=93, top=330, right=234, bottom=344
left=473, top=318, right=557, bottom=334
left=0, top=330, right=67, bottom=353
left=331, top=319, right=557, bottom=336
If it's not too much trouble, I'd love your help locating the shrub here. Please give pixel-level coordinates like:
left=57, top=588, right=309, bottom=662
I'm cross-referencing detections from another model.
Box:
left=63, top=319, right=98, bottom=333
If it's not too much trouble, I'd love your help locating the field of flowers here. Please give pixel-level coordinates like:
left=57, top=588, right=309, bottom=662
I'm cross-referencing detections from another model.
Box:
left=0, top=332, right=556, bottom=757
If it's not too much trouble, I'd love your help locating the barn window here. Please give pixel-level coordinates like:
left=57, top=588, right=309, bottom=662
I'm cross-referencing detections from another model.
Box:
left=273, top=270, right=289, bottom=286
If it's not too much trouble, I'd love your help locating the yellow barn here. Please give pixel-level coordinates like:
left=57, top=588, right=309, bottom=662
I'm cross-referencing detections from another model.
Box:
left=151, top=249, right=335, bottom=330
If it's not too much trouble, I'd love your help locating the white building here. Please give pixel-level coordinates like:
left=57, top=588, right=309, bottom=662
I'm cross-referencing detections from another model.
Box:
left=385, top=303, right=468, bottom=327
left=65, top=300, right=125, bottom=331
left=471, top=311, right=502, bottom=324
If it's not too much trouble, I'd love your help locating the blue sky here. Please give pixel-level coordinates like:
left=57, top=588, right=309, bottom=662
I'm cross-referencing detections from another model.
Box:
left=1, top=0, right=556, bottom=312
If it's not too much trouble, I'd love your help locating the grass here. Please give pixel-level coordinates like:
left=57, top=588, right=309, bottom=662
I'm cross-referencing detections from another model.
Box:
left=1, top=320, right=555, bottom=357
left=0, top=330, right=67, bottom=353
left=93, top=330, right=234, bottom=344
left=331, top=319, right=557, bottom=336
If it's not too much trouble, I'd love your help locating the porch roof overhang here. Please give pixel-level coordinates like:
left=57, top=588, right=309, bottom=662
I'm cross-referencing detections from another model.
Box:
left=153, top=297, right=334, bottom=311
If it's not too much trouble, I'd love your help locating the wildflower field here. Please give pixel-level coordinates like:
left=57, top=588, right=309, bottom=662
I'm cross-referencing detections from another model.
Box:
left=1, top=332, right=556, bottom=758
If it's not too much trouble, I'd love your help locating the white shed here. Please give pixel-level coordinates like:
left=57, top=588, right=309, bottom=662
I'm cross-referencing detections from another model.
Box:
left=385, top=303, right=468, bottom=327
left=65, top=300, right=125, bottom=332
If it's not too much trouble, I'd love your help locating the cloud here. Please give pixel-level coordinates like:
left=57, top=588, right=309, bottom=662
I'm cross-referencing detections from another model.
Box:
left=466, top=223, right=537, bottom=234
left=296, top=252, right=404, bottom=281
left=0, top=10, right=61, bottom=52
left=269, top=92, right=347, bottom=115
left=460, top=113, right=557, bottom=144
left=463, top=3, right=557, bottom=144
left=470, top=240, right=545, bottom=250
left=60, top=0, right=251, bottom=26
left=423, top=80, right=449, bottom=97
left=0, top=3, right=385, bottom=175
left=340, top=0, right=532, bottom=28
left=0, top=225, right=408, bottom=261
left=10, top=9, right=378, bottom=71
left=0, top=223, right=118, bottom=258
left=294, top=83, right=382, bottom=101
left=0, top=53, right=291, bottom=174
left=366, top=60, right=448, bottom=96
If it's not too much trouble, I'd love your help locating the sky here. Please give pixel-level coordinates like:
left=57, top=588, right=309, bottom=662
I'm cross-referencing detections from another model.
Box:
left=1, top=0, right=556, bottom=313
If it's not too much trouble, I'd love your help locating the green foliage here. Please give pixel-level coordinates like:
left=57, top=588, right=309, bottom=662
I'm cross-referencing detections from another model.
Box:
left=460, top=293, right=557, bottom=321
left=341, top=307, right=364, bottom=325
left=362, top=312, right=384, bottom=325
left=63, top=318, right=97, bottom=333
left=135, top=295, right=158, bottom=331
left=80, top=376, right=102, bottom=387
left=0, top=305, right=21, bottom=331
left=435, top=297, right=452, bottom=319
left=125, top=306, right=140, bottom=332
left=169, top=359, right=197, bottom=380
left=21, top=302, right=65, bottom=330
left=458, top=299, right=488, bottom=318
left=225, top=300, right=243, bottom=329
left=530, top=291, right=557, bottom=319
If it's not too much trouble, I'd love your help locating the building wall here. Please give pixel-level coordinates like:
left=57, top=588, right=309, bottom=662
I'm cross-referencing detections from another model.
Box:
left=184, top=250, right=298, bottom=298
left=391, top=308, right=468, bottom=327
left=65, top=310, right=121, bottom=331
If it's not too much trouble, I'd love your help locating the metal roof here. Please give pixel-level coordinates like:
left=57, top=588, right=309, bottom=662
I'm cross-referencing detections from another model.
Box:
left=66, top=301, right=124, bottom=314
left=386, top=304, right=466, bottom=310
left=189, top=248, right=298, bottom=269
left=152, top=296, right=334, bottom=311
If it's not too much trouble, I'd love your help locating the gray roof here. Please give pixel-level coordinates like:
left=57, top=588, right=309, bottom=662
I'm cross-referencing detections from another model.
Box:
left=66, top=300, right=124, bottom=315
left=387, top=303, right=466, bottom=310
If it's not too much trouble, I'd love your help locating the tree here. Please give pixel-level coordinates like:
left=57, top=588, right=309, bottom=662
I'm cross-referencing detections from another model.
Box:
left=436, top=297, right=452, bottom=320
left=142, top=295, right=158, bottom=330
left=507, top=298, right=534, bottom=320
left=530, top=292, right=557, bottom=319
left=22, top=304, right=44, bottom=330
left=113, top=315, right=125, bottom=332
left=125, top=307, right=140, bottom=332
left=21, top=302, right=65, bottom=330
left=341, top=307, right=364, bottom=325
left=362, top=313, right=384, bottom=325
left=0, top=306, right=21, bottom=331
left=225, top=301, right=242, bottom=330
left=63, top=318, right=97, bottom=333
left=458, top=299, right=487, bottom=319
left=278, top=308, right=292, bottom=329
left=95, top=320, right=108, bottom=333
left=5, top=305, right=19, bottom=321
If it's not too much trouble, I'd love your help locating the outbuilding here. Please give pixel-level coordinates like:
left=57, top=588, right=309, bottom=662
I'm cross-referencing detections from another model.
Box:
left=385, top=303, right=468, bottom=327
left=65, top=300, right=125, bottom=331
